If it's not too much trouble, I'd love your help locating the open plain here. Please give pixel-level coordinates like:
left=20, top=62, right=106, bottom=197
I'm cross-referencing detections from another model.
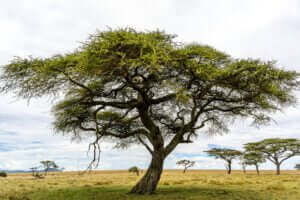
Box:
left=1, top=170, right=299, bottom=200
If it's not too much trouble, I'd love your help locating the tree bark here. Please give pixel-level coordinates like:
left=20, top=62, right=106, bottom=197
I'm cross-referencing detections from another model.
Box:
left=242, top=164, right=246, bottom=174
left=227, top=162, right=232, bottom=174
left=276, top=164, right=280, bottom=175
left=255, top=164, right=259, bottom=175
left=130, top=152, right=164, bottom=194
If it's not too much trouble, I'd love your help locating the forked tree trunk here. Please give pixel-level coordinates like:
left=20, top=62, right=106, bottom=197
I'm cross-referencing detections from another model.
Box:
left=130, top=152, right=165, bottom=194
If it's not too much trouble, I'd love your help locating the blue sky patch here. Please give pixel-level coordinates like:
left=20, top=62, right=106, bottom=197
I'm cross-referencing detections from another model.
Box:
left=0, top=143, right=15, bottom=152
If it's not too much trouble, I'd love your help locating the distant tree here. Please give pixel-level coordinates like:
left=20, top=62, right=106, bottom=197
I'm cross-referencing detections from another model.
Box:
left=129, top=166, right=140, bottom=176
left=205, top=148, right=242, bottom=174
left=242, top=151, right=266, bottom=175
left=1, top=28, right=299, bottom=194
left=176, top=159, right=196, bottom=173
left=245, top=138, right=300, bottom=175
left=240, top=160, right=247, bottom=174
left=295, top=164, right=300, bottom=170
left=0, top=171, right=7, bottom=178
left=30, top=166, right=43, bottom=178
left=40, top=160, right=59, bottom=176
left=30, top=167, right=38, bottom=177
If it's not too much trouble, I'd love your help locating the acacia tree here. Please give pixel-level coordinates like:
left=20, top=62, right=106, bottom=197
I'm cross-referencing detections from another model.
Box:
left=240, top=160, right=247, bottom=174
left=245, top=138, right=300, bottom=175
left=40, top=160, right=58, bottom=176
left=242, top=151, right=265, bottom=175
left=30, top=166, right=43, bottom=178
left=30, top=167, right=38, bottom=177
left=295, top=164, right=300, bottom=170
left=1, top=28, right=299, bottom=194
left=176, top=159, right=196, bottom=173
left=205, top=148, right=242, bottom=174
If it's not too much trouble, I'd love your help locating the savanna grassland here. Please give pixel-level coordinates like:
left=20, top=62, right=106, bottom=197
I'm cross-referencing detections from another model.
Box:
left=1, top=170, right=300, bottom=200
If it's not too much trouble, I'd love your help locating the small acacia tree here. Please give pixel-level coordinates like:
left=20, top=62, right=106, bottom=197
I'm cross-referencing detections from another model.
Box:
left=245, top=138, right=300, bottom=175
left=40, top=160, right=59, bottom=176
left=1, top=28, right=299, bottom=194
left=205, top=148, right=242, bottom=174
left=176, top=159, right=195, bottom=173
left=129, top=166, right=140, bottom=176
left=242, top=151, right=265, bottom=175
left=30, top=167, right=38, bottom=177
left=30, top=166, right=44, bottom=178
left=295, top=164, right=300, bottom=170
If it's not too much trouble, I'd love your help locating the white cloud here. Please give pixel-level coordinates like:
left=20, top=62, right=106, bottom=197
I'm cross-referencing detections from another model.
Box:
left=0, top=0, right=300, bottom=171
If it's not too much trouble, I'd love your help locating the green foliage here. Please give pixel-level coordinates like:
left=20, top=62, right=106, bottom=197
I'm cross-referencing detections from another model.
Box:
left=128, top=166, right=139, bottom=176
left=176, top=159, right=195, bottom=173
left=242, top=151, right=266, bottom=166
left=244, top=138, right=300, bottom=174
left=176, top=159, right=195, bottom=166
left=40, top=160, right=59, bottom=168
left=1, top=28, right=299, bottom=142
left=0, top=171, right=7, bottom=177
left=1, top=27, right=300, bottom=193
left=205, top=148, right=242, bottom=174
left=244, top=138, right=300, bottom=162
left=40, top=160, right=59, bottom=176
left=205, top=148, right=242, bottom=161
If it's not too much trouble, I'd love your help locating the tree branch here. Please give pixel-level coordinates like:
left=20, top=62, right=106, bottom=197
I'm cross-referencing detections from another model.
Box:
left=137, top=135, right=153, bottom=154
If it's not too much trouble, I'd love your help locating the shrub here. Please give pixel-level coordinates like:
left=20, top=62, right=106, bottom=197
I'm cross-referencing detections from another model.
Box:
left=0, top=171, right=7, bottom=177
left=128, top=166, right=139, bottom=176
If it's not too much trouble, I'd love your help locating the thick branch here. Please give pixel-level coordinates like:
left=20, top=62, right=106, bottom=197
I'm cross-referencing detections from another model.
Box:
left=81, top=99, right=139, bottom=109
left=150, top=93, right=176, bottom=104
left=54, top=68, right=95, bottom=95
left=137, top=135, right=153, bottom=154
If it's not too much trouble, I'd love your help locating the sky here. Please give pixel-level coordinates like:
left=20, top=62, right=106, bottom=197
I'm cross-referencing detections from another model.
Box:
left=1, top=0, right=300, bottom=171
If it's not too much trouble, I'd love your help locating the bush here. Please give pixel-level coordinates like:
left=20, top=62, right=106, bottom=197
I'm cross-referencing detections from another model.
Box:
left=0, top=171, right=7, bottom=177
left=128, top=166, right=139, bottom=176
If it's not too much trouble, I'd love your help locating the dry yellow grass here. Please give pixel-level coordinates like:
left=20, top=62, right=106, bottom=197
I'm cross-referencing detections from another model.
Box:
left=1, top=170, right=300, bottom=200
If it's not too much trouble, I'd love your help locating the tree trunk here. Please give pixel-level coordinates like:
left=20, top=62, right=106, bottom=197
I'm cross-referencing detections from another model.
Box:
left=276, top=164, right=280, bottom=175
left=227, top=162, right=232, bottom=174
left=255, top=164, right=259, bottom=175
left=242, top=165, right=246, bottom=174
left=130, top=152, right=164, bottom=194
left=183, top=167, right=187, bottom=173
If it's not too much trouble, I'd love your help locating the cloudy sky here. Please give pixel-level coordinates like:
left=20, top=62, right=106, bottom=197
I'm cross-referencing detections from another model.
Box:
left=1, top=0, right=300, bottom=171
